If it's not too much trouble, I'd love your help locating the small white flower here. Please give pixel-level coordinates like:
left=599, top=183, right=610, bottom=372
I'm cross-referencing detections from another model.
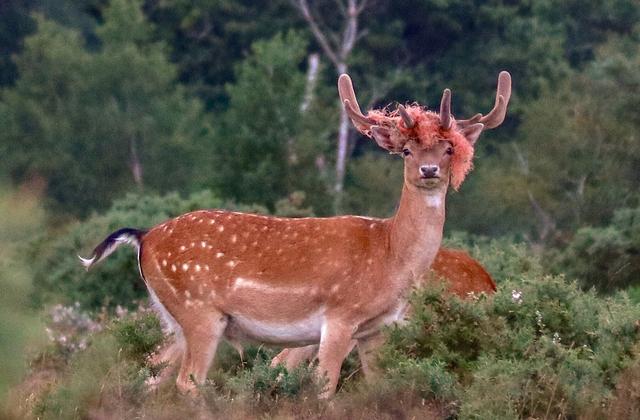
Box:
left=552, top=332, right=561, bottom=345
left=511, top=289, right=523, bottom=304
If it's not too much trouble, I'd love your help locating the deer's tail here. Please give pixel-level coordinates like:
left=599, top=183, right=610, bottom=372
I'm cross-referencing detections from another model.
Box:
left=78, top=228, right=147, bottom=271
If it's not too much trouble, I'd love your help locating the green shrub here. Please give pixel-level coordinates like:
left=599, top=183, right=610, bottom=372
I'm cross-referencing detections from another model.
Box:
left=226, top=357, right=318, bottom=401
left=111, top=311, right=164, bottom=360
left=551, top=206, right=640, bottom=291
left=380, top=249, right=640, bottom=419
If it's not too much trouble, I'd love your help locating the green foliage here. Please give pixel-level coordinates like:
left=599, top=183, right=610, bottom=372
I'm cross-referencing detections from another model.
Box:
left=0, top=0, right=213, bottom=216
left=111, top=311, right=164, bottom=361
left=449, top=27, right=640, bottom=240
left=33, top=322, right=151, bottom=419
left=30, top=190, right=227, bottom=311
left=379, top=256, right=640, bottom=419
left=343, top=152, right=403, bottom=217
left=212, top=31, right=332, bottom=213
left=0, top=187, right=45, bottom=399
left=226, top=356, right=319, bottom=402
left=551, top=206, right=640, bottom=291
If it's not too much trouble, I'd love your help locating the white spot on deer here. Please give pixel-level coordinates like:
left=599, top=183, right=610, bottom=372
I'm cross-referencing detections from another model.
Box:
left=185, top=300, right=194, bottom=308
left=331, top=284, right=340, bottom=293
left=190, top=242, right=196, bottom=248
left=198, top=284, right=204, bottom=296
left=204, top=264, right=210, bottom=271
left=226, top=260, right=238, bottom=268
left=251, top=241, right=258, bottom=247
left=162, top=259, right=167, bottom=267
left=242, top=231, right=250, bottom=238
left=171, top=264, right=177, bottom=272
left=209, top=219, right=215, bottom=225
left=216, top=252, right=224, bottom=258
left=200, top=241, right=207, bottom=248
left=179, top=245, right=186, bottom=251
left=261, top=226, right=268, bottom=232
left=185, top=290, right=191, bottom=298
left=194, top=264, right=201, bottom=272
left=367, top=258, right=373, bottom=265
left=231, top=234, right=237, bottom=243
left=218, top=225, right=225, bottom=232
left=241, top=245, right=248, bottom=252
left=167, top=251, right=172, bottom=257
left=198, top=219, right=204, bottom=223
left=182, top=263, right=190, bottom=272
left=209, top=291, right=216, bottom=300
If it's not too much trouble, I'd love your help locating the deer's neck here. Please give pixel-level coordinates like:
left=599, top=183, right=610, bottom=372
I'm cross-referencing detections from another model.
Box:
left=388, top=183, right=447, bottom=282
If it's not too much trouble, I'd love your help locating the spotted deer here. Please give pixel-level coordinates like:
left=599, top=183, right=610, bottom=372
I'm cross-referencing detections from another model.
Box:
left=270, top=247, right=497, bottom=371
left=80, top=71, right=511, bottom=397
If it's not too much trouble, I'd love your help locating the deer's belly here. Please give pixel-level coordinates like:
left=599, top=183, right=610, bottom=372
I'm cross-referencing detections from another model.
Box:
left=225, top=310, right=324, bottom=346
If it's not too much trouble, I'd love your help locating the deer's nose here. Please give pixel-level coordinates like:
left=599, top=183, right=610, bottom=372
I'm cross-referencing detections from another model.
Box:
left=420, top=165, right=439, bottom=178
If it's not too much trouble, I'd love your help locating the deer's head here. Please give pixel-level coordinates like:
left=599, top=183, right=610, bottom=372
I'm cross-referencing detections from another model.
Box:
left=338, top=72, right=511, bottom=191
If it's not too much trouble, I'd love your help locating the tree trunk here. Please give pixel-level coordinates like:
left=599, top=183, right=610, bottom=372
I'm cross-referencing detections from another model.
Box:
left=129, top=135, right=143, bottom=190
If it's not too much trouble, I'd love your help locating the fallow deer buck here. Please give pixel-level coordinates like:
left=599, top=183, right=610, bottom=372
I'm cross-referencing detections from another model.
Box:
left=270, top=247, right=497, bottom=371
left=79, top=71, right=511, bottom=397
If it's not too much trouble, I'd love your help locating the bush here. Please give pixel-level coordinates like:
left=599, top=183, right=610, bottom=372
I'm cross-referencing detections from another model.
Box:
left=111, top=310, right=164, bottom=361
left=380, top=268, right=640, bottom=419
left=551, top=206, right=640, bottom=292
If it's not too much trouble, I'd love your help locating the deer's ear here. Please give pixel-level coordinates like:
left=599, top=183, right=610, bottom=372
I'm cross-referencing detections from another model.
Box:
left=371, top=126, right=403, bottom=153
left=461, top=123, right=484, bottom=146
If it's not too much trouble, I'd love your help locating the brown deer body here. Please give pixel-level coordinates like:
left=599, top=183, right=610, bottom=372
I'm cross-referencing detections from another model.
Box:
left=80, top=72, right=510, bottom=397
left=271, top=247, right=497, bottom=371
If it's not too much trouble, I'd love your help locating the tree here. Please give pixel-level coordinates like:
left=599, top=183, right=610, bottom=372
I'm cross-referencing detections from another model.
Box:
left=0, top=0, right=213, bottom=216
left=210, top=31, right=333, bottom=213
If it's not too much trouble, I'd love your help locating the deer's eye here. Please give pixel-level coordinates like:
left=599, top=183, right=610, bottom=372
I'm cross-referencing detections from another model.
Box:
left=446, top=147, right=454, bottom=155
left=402, top=148, right=412, bottom=157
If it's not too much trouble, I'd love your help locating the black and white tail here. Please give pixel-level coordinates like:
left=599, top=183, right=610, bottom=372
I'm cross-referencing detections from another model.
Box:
left=78, top=228, right=147, bottom=271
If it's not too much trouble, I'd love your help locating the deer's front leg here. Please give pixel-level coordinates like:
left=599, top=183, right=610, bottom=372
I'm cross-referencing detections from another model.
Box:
left=316, top=320, right=355, bottom=398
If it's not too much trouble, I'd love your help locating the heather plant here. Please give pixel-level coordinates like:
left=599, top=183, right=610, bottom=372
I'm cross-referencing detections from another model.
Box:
left=44, top=302, right=103, bottom=357
left=379, top=264, right=640, bottom=418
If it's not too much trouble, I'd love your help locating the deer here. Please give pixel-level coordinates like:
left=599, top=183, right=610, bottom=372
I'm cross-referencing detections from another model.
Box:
left=79, top=71, right=511, bottom=398
left=270, top=247, right=497, bottom=371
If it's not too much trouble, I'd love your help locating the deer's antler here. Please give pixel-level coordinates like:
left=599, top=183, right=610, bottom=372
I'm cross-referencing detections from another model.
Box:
left=457, top=71, right=512, bottom=129
left=440, top=88, right=452, bottom=129
left=338, top=74, right=375, bottom=133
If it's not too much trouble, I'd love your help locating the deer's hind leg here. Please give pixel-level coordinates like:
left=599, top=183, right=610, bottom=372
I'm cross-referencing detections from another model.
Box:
left=146, top=338, right=184, bottom=390
left=175, top=309, right=228, bottom=394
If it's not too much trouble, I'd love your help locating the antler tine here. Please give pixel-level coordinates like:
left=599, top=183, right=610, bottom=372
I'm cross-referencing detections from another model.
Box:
left=397, top=104, right=414, bottom=129
left=440, top=88, right=452, bottom=129
left=338, top=74, right=374, bottom=129
left=479, top=71, right=511, bottom=129
left=457, top=71, right=512, bottom=129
